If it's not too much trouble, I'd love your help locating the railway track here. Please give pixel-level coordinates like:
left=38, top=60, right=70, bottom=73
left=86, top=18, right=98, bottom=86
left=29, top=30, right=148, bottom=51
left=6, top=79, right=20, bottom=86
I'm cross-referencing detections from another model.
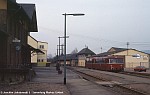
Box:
left=119, top=71, right=150, bottom=79
left=68, top=67, right=148, bottom=95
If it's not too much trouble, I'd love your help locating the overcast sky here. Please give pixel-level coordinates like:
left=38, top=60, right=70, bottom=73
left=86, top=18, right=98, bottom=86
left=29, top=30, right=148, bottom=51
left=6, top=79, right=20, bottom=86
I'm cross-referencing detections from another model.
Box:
left=17, top=0, right=150, bottom=56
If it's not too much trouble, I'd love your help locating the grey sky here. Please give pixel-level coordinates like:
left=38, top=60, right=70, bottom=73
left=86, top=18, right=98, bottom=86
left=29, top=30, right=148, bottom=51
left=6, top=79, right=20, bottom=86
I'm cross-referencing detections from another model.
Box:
left=17, top=0, right=150, bottom=56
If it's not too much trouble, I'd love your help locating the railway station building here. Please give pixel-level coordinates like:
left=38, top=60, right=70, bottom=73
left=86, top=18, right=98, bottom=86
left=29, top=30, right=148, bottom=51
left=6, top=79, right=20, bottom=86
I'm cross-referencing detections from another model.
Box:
left=78, top=47, right=96, bottom=67
left=0, top=0, right=38, bottom=83
left=57, top=47, right=95, bottom=67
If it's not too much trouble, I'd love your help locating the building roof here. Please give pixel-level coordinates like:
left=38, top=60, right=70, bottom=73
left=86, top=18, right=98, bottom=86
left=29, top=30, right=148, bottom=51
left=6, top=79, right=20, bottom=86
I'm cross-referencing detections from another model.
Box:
left=95, top=52, right=114, bottom=57
left=107, top=47, right=127, bottom=52
left=59, top=53, right=78, bottom=61
left=20, top=4, right=38, bottom=32
left=7, top=1, right=38, bottom=32
left=70, top=53, right=78, bottom=60
left=96, top=47, right=149, bottom=57
left=20, top=4, right=35, bottom=20
left=28, top=45, right=45, bottom=54
left=78, top=47, right=95, bottom=55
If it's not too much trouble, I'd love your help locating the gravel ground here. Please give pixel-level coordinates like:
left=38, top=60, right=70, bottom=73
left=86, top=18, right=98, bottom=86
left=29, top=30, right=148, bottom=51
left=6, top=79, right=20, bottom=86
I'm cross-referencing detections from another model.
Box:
left=124, top=83, right=150, bottom=94
left=0, top=82, right=70, bottom=95
left=73, top=67, right=150, bottom=95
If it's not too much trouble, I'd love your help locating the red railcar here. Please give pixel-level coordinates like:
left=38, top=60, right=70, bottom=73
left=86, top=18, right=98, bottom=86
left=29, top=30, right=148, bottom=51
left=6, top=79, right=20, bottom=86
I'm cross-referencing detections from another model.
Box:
left=85, top=55, right=124, bottom=72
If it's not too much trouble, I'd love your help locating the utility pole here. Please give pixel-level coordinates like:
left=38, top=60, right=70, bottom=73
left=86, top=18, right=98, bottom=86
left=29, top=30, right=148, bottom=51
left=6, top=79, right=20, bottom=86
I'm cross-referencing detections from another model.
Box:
left=127, top=42, right=129, bottom=55
left=58, top=37, right=63, bottom=57
left=56, top=45, right=59, bottom=68
left=57, top=37, right=69, bottom=71
left=58, top=36, right=69, bottom=55
left=61, top=44, right=64, bottom=55
left=58, top=37, right=63, bottom=71
left=101, top=47, right=102, bottom=53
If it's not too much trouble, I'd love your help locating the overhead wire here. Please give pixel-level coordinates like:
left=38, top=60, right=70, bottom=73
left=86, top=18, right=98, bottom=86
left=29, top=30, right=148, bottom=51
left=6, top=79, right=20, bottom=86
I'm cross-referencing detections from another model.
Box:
left=38, top=25, right=150, bottom=52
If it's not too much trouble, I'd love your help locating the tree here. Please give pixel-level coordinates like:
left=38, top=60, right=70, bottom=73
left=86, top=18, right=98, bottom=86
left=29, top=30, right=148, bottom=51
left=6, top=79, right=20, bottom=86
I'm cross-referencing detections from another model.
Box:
left=47, top=54, right=53, bottom=62
left=71, top=48, right=78, bottom=54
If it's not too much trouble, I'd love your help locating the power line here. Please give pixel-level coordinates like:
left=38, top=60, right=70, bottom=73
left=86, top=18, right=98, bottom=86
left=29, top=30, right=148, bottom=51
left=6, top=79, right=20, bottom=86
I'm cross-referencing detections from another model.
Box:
left=38, top=25, right=150, bottom=52
left=38, top=25, right=126, bottom=44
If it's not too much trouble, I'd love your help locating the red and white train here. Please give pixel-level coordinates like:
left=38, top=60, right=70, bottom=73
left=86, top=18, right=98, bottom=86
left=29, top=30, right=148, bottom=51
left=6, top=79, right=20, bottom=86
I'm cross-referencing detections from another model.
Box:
left=85, top=55, right=125, bottom=72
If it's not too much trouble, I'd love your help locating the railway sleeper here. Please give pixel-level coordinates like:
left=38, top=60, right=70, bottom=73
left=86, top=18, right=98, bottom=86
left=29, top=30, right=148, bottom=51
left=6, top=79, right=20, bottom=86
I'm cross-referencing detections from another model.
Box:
left=115, top=84, right=148, bottom=95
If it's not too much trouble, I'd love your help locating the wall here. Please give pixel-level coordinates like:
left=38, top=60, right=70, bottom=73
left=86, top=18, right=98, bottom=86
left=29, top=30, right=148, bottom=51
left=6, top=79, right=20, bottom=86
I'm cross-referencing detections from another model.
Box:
left=37, top=41, right=48, bottom=66
left=28, top=36, right=37, bottom=49
left=60, top=60, right=70, bottom=66
left=78, top=55, right=86, bottom=67
left=78, top=60, right=85, bottom=67
left=0, top=0, right=7, bottom=9
left=113, top=49, right=149, bottom=68
left=0, top=32, right=7, bottom=66
left=0, top=0, right=7, bottom=33
left=28, top=36, right=38, bottom=64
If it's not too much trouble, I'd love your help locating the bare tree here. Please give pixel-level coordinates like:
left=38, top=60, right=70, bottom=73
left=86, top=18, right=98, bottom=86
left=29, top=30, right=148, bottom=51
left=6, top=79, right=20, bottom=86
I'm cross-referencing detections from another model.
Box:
left=47, top=54, right=53, bottom=62
left=71, top=48, right=78, bottom=54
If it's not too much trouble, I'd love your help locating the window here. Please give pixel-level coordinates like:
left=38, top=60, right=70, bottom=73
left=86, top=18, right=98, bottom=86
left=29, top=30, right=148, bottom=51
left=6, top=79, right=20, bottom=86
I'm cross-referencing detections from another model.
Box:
left=40, top=45, right=44, bottom=49
left=109, top=58, right=123, bottom=64
left=38, top=59, right=40, bottom=62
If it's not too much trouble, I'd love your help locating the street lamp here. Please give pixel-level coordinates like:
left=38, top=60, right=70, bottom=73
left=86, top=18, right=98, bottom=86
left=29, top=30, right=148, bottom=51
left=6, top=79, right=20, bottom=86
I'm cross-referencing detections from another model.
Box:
left=62, top=13, right=85, bottom=84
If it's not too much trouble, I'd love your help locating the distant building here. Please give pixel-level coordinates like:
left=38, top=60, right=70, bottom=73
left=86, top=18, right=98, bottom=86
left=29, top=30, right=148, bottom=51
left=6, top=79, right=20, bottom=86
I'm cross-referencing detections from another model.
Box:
left=28, top=36, right=38, bottom=64
left=78, top=47, right=96, bottom=67
left=28, top=35, right=44, bottom=66
left=70, top=53, right=78, bottom=66
left=37, top=41, right=48, bottom=66
left=59, top=53, right=78, bottom=66
left=98, top=47, right=150, bottom=68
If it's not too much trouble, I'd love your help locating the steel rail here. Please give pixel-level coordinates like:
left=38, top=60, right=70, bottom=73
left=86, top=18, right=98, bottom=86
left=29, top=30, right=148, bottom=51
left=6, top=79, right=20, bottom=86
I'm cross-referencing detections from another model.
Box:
left=68, top=67, right=148, bottom=95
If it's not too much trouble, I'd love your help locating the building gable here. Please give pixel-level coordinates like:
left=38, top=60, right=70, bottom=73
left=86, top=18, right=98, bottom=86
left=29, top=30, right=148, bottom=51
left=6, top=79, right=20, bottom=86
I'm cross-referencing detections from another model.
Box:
left=107, top=47, right=116, bottom=52
left=107, top=47, right=126, bottom=52
left=20, top=4, right=38, bottom=32
left=78, top=47, right=95, bottom=56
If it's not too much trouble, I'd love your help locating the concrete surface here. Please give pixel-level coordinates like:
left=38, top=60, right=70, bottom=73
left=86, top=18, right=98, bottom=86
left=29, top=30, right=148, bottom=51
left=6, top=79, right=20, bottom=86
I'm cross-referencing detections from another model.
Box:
left=32, top=67, right=117, bottom=95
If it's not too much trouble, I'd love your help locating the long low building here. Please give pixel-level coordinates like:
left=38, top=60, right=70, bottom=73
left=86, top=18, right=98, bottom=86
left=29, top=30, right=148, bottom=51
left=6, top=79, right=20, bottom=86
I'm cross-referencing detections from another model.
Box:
left=98, top=47, right=150, bottom=68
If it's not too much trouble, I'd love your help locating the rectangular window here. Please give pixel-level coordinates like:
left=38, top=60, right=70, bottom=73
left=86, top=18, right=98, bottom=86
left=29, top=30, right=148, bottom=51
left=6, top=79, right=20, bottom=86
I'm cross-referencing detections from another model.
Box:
left=40, top=45, right=44, bottom=49
left=38, top=59, right=40, bottom=62
left=109, top=58, right=123, bottom=64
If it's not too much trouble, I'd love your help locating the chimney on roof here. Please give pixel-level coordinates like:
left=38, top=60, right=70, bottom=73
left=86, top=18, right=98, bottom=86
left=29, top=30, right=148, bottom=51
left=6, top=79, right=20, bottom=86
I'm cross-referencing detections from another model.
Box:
left=85, top=45, right=88, bottom=48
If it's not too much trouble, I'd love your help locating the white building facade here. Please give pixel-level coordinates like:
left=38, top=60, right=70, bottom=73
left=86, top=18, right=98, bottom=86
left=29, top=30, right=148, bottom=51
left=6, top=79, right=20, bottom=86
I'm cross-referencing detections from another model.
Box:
left=37, top=41, right=48, bottom=66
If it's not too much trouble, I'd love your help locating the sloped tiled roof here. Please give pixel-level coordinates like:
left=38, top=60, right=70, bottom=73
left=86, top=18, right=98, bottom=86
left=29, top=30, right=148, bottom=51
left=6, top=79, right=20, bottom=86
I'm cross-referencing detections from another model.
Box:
left=20, top=4, right=35, bottom=20
left=59, top=53, right=78, bottom=61
left=95, top=52, right=114, bottom=57
left=107, top=47, right=127, bottom=52
left=112, top=47, right=126, bottom=51
left=20, top=4, right=38, bottom=32
left=78, top=47, right=95, bottom=55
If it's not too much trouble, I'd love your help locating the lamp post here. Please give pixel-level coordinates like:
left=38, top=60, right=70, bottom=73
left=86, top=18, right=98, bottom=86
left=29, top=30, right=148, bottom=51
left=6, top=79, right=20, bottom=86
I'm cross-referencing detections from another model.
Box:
left=62, top=13, right=85, bottom=84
